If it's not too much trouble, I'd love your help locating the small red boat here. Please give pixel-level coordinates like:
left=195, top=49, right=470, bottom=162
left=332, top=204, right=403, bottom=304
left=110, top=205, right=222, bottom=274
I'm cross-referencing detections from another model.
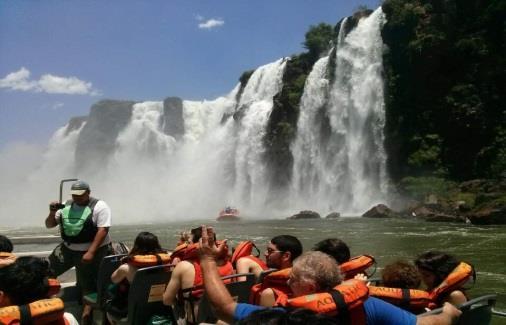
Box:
left=217, top=207, right=240, bottom=221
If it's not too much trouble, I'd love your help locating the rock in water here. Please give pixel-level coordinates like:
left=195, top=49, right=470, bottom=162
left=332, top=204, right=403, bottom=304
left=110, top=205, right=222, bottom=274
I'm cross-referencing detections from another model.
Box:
left=288, top=210, right=321, bottom=220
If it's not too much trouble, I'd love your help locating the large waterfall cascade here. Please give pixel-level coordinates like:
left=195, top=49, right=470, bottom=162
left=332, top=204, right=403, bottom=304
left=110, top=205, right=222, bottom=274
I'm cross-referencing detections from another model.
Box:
left=290, top=8, right=388, bottom=215
left=3, top=9, right=389, bottom=225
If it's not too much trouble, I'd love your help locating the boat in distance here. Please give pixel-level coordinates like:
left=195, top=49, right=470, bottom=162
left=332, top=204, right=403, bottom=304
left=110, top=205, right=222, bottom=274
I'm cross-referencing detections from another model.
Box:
left=217, top=206, right=240, bottom=221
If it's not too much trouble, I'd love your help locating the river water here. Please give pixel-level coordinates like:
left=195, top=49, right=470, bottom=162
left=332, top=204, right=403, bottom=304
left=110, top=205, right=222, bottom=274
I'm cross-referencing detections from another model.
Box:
left=5, top=217, right=506, bottom=313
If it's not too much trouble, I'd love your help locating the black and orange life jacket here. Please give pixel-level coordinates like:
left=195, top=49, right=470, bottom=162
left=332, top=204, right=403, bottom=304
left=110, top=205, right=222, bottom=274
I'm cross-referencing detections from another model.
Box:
left=339, top=255, right=376, bottom=280
left=370, top=261, right=475, bottom=311
left=249, top=268, right=292, bottom=305
left=124, top=253, right=172, bottom=267
left=191, top=260, right=234, bottom=298
left=0, top=298, right=68, bottom=325
left=368, top=286, right=431, bottom=313
left=277, top=279, right=369, bottom=325
left=231, top=241, right=268, bottom=270
left=428, top=261, right=475, bottom=308
left=171, top=240, right=228, bottom=263
left=170, top=242, right=199, bottom=262
left=45, top=278, right=62, bottom=298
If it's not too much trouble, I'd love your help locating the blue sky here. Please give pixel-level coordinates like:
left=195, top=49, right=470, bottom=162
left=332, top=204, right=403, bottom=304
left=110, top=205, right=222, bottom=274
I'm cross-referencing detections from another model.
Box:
left=0, top=0, right=380, bottom=148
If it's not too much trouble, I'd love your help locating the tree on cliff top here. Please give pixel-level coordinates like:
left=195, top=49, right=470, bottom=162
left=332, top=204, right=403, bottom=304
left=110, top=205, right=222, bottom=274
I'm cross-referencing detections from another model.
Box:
left=303, top=23, right=335, bottom=64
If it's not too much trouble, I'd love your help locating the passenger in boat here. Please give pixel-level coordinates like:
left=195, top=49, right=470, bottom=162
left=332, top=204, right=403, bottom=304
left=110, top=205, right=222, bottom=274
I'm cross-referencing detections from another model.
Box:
left=198, top=225, right=462, bottom=325
left=415, top=251, right=467, bottom=305
left=0, top=256, right=79, bottom=324
left=313, top=238, right=350, bottom=264
left=162, top=226, right=233, bottom=323
left=382, top=260, right=422, bottom=289
left=44, top=180, right=114, bottom=323
left=313, top=238, right=375, bottom=280
left=257, top=235, right=303, bottom=306
left=234, top=241, right=268, bottom=280
left=0, top=235, right=15, bottom=269
left=106, top=231, right=165, bottom=323
left=0, top=235, right=13, bottom=253
left=415, top=251, right=468, bottom=306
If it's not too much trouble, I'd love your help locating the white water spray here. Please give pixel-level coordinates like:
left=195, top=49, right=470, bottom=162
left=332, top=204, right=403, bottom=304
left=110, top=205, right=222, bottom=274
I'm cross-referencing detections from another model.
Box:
left=290, top=9, right=388, bottom=215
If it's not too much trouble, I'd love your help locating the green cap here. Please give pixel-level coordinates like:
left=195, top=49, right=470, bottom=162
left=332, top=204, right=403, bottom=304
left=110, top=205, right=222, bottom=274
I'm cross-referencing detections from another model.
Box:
left=70, top=180, right=90, bottom=195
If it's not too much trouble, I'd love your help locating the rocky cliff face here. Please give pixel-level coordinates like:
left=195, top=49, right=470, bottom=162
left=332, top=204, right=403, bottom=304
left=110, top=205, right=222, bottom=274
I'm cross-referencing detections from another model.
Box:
left=64, top=116, right=87, bottom=136
left=75, top=99, right=136, bottom=172
left=162, top=97, right=184, bottom=138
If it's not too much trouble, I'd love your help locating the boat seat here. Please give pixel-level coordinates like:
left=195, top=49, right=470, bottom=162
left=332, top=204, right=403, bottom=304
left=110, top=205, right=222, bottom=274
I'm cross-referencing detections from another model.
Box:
left=109, top=264, right=175, bottom=324
left=177, top=273, right=256, bottom=324
left=83, top=254, right=126, bottom=321
left=256, top=268, right=277, bottom=284
left=419, top=294, right=496, bottom=325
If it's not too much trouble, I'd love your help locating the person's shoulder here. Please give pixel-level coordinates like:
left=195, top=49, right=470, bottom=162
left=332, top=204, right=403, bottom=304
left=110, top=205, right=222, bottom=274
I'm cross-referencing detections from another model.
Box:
left=447, top=290, right=467, bottom=305
left=237, top=256, right=255, bottom=267
left=174, top=260, right=194, bottom=273
left=93, top=199, right=110, bottom=209
left=364, top=297, right=417, bottom=324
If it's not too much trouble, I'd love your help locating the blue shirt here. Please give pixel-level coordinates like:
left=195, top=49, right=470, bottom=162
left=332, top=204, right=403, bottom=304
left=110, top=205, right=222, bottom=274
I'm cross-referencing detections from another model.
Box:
left=234, top=297, right=417, bottom=325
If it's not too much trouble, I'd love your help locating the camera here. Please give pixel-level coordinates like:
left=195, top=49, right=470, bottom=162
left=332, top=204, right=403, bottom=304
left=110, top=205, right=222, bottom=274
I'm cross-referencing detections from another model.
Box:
left=49, top=203, right=65, bottom=211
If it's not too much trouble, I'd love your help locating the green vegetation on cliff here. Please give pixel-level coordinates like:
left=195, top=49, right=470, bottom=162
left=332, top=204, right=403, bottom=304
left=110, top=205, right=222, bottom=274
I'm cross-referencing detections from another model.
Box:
left=382, top=0, right=506, bottom=181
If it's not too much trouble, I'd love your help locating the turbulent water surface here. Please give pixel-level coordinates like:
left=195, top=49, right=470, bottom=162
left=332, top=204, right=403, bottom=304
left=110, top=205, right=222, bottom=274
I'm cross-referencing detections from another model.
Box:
left=6, top=218, right=506, bottom=311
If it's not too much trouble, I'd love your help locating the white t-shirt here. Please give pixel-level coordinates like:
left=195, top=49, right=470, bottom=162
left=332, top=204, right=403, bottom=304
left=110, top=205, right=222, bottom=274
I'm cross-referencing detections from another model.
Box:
left=64, top=312, right=80, bottom=325
left=55, top=199, right=112, bottom=251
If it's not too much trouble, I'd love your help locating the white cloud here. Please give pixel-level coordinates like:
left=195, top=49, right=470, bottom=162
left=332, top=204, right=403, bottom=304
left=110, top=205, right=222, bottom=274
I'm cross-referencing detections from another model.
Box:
left=51, top=102, right=64, bottom=110
left=0, top=67, right=99, bottom=95
left=0, top=67, right=38, bottom=91
left=198, top=18, right=224, bottom=30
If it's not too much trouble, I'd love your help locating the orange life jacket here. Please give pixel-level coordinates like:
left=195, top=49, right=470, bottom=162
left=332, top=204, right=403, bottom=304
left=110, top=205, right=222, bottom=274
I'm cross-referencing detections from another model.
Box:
left=278, top=279, right=369, bottom=325
left=0, top=252, right=16, bottom=269
left=191, top=260, right=235, bottom=298
left=171, top=240, right=228, bottom=263
left=45, top=278, right=61, bottom=298
left=368, top=286, right=431, bottom=313
left=230, top=241, right=261, bottom=263
left=249, top=268, right=292, bottom=305
left=428, top=261, right=475, bottom=308
left=170, top=242, right=199, bottom=262
left=0, top=298, right=69, bottom=325
left=370, top=261, right=475, bottom=311
left=339, top=255, right=375, bottom=280
left=125, top=253, right=172, bottom=267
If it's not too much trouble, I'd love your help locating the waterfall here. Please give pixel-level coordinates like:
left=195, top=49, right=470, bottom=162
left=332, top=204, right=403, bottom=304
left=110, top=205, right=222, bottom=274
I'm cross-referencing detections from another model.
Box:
left=62, top=59, right=286, bottom=222
left=233, top=58, right=288, bottom=210
left=290, top=8, right=387, bottom=215
left=1, top=8, right=389, bottom=225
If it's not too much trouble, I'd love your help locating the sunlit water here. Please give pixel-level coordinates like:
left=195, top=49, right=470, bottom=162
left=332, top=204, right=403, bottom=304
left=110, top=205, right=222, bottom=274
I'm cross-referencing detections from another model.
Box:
left=4, top=218, right=506, bottom=312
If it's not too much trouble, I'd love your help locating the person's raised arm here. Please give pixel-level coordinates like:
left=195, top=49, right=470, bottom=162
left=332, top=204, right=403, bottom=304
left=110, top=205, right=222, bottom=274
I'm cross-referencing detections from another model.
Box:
left=45, top=201, right=60, bottom=228
left=417, top=303, right=461, bottom=325
left=199, top=225, right=236, bottom=324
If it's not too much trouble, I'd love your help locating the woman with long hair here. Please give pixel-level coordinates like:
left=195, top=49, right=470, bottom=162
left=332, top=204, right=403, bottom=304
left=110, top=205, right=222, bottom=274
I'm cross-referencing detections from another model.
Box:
left=415, top=251, right=467, bottom=306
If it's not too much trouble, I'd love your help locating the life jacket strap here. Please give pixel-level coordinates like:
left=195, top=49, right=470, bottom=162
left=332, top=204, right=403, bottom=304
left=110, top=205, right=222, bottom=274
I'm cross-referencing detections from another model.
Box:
left=401, top=288, right=411, bottom=309
left=19, top=304, right=32, bottom=325
left=329, top=289, right=350, bottom=324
